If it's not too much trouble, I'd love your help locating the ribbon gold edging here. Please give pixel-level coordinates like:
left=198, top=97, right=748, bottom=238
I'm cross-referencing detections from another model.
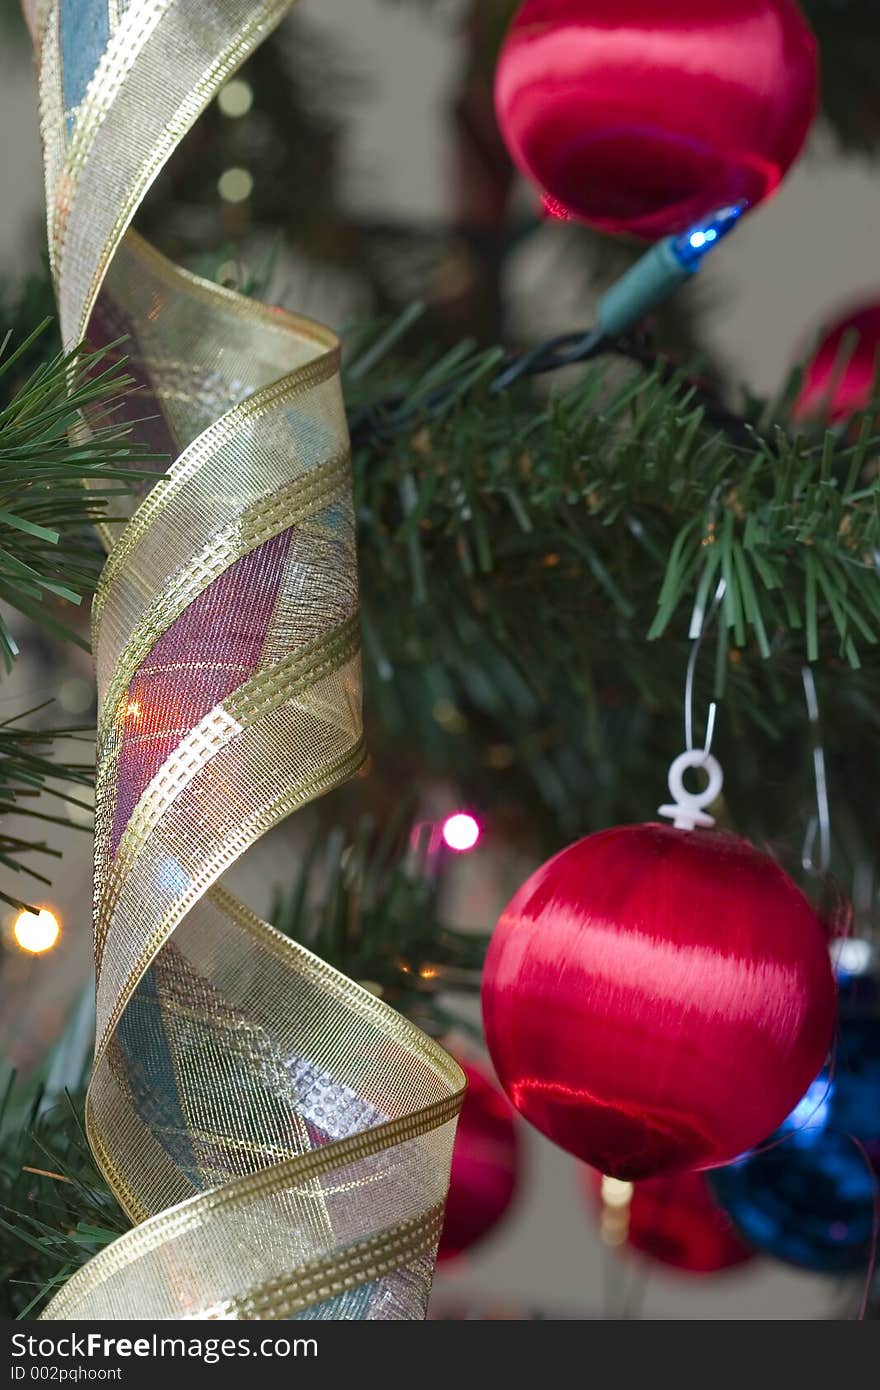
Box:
left=30, top=0, right=465, bottom=1322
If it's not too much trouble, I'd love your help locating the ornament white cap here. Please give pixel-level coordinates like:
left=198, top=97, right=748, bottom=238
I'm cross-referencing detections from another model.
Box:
left=658, top=749, right=724, bottom=832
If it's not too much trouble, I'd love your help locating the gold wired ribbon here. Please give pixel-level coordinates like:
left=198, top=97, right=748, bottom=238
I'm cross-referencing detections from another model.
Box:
left=25, top=0, right=464, bottom=1321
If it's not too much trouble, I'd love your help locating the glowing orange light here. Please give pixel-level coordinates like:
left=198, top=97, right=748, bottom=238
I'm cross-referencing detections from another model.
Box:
left=419, top=965, right=439, bottom=981
left=13, top=907, right=61, bottom=954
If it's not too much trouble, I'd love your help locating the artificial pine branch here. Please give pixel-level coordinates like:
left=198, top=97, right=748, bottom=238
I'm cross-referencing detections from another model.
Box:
left=346, top=314, right=880, bottom=679
left=1, top=306, right=876, bottom=890
left=0, top=322, right=161, bottom=661
left=334, top=311, right=880, bottom=872
left=271, top=810, right=487, bottom=1033
left=0, top=709, right=93, bottom=912
left=0, top=323, right=159, bottom=897
left=0, top=268, right=60, bottom=409
left=0, top=1072, right=124, bottom=1320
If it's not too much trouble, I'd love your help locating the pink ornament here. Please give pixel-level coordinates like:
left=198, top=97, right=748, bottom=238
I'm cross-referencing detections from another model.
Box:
left=585, top=1167, right=754, bottom=1273
left=794, top=302, right=880, bottom=424
left=481, top=823, right=836, bottom=1180
left=438, top=1059, right=521, bottom=1262
left=494, top=0, right=818, bottom=239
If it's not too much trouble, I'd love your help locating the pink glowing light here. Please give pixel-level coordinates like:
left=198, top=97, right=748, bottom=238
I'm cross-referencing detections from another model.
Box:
left=442, top=812, right=481, bottom=852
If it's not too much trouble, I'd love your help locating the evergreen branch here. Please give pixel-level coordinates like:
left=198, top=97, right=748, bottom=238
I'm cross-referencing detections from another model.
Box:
left=0, top=1073, right=124, bottom=1319
left=271, top=809, right=487, bottom=1034
left=346, top=314, right=880, bottom=676
left=0, top=713, right=93, bottom=910
left=0, top=323, right=163, bottom=668
left=0, top=323, right=159, bottom=896
left=339, top=313, right=880, bottom=864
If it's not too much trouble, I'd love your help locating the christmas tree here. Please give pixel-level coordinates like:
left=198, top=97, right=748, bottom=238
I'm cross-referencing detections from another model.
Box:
left=0, top=0, right=878, bottom=1322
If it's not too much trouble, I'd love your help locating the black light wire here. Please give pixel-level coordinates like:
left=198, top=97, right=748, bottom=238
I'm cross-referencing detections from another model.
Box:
left=347, top=324, right=759, bottom=450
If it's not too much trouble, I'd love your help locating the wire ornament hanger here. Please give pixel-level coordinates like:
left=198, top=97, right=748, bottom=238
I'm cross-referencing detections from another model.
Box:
left=801, top=664, right=832, bottom=878
left=658, top=579, right=727, bottom=831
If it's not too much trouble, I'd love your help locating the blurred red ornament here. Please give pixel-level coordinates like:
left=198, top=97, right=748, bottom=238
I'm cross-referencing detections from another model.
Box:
left=585, top=1167, right=754, bottom=1273
left=438, top=1059, right=521, bottom=1263
left=481, top=823, right=836, bottom=1180
left=793, top=302, right=880, bottom=424
left=494, top=0, right=818, bottom=239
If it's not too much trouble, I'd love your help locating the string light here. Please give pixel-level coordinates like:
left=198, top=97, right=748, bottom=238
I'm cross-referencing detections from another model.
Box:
left=671, top=201, right=747, bottom=270
left=441, top=812, right=481, bottom=853
left=596, top=200, right=747, bottom=340
left=599, top=1174, right=633, bottom=1248
left=12, top=907, right=61, bottom=954
left=601, top=1175, right=634, bottom=1209
left=218, top=167, right=253, bottom=204
left=58, top=676, right=94, bottom=715
left=432, top=698, right=466, bottom=734
left=217, top=78, right=253, bottom=118
left=830, top=936, right=873, bottom=978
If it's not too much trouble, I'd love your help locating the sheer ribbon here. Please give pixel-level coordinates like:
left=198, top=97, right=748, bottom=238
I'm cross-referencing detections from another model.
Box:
left=25, top=0, right=464, bottom=1321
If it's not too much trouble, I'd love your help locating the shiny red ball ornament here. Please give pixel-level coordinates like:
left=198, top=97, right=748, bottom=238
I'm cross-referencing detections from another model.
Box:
left=585, top=1167, right=754, bottom=1273
left=437, top=1059, right=521, bottom=1263
left=793, top=302, right=880, bottom=424
left=494, top=0, right=819, bottom=238
left=481, top=824, right=836, bottom=1180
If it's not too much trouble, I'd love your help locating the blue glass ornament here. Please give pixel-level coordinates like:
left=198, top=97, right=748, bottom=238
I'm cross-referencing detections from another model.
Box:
left=710, top=953, right=880, bottom=1274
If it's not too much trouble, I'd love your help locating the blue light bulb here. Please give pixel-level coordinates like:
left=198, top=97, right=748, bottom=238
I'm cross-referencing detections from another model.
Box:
left=596, top=199, right=747, bottom=339
left=672, top=201, right=748, bottom=271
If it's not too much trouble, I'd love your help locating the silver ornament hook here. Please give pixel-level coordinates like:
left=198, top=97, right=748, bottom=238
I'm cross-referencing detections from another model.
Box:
left=684, top=576, right=726, bottom=756
left=801, top=665, right=831, bottom=877
left=659, top=576, right=727, bottom=831
left=658, top=749, right=724, bottom=831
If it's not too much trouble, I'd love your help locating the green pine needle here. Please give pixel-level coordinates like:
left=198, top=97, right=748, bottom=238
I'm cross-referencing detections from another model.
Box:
left=0, top=322, right=164, bottom=672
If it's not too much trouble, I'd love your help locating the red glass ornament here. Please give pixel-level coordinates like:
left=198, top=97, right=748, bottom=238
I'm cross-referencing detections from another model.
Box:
left=481, top=824, right=836, bottom=1180
left=494, top=0, right=818, bottom=239
left=585, top=1167, right=754, bottom=1273
left=793, top=302, right=880, bottom=424
left=438, top=1059, right=521, bottom=1263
